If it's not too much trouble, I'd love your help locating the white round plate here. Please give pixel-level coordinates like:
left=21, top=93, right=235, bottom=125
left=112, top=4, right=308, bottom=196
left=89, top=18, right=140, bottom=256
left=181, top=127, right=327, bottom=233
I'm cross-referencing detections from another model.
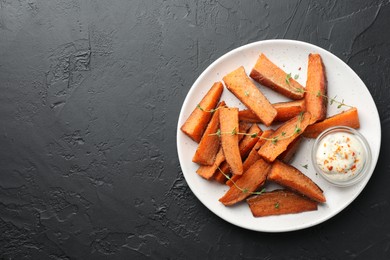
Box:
left=176, top=40, right=381, bottom=232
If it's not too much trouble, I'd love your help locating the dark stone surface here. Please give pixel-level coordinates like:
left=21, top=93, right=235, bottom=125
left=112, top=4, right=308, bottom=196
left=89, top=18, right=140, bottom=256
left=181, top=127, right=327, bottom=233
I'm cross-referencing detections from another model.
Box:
left=1, top=0, right=389, bottom=259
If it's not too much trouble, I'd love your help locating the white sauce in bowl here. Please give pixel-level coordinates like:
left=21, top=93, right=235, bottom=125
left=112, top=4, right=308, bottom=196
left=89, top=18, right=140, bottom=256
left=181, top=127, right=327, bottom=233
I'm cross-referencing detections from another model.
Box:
left=316, top=132, right=364, bottom=182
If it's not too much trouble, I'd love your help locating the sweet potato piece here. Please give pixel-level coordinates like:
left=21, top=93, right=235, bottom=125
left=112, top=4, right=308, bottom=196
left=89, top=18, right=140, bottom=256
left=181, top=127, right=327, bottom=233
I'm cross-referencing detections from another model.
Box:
left=192, top=101, right=225, bottom=165
left=226, top=130, right=274, bottom=187
left=212, top=122, right=252, bottom=183
left=273, top=99, right=306, bottom=122
left=214, top=161, right=230, bottom=184
left=268, top=160, right=326, bottom=203
left=250, top=53, right=305, bottom=100
left=252, top=129, right=275, bottom=151
left=219, top=159, right=271, bottom=206
left=278, top=136, right=302, bottom=163
left=238, top=109, right=261, bottom=123
left=303, top=107, right=360, bottom=138
left=238, top=124, right=262, bottom=160
left=239, top=100, right=305, bottom=123
left=223, top=66, right=277, bottom=126
left=196, top=148, right=225, bottom=180
left=305, top=53, right=327, bottom=124
left=214, top=123, right=258, bottom=183
left=181, top=82, right=224, bottom=143
left=237, top=121, right=253, bottom=137
left=247, top=190, right=318, bottom=217
left=219, top=107, right=243, bottom=175
left=258, top=112, right=311, bottom=163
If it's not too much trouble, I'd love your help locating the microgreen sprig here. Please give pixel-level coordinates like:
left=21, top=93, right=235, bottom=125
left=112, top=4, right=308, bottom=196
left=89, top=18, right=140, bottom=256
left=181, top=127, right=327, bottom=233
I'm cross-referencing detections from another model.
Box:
left=295, top=88, right=352, bottom=109
left=196, top=104, right=226, bottom=113
left=217, top=167, right=266, bottom=195
left=285, top=73, right=292, bottom=85
left=209, top=111, right=305, bottom=144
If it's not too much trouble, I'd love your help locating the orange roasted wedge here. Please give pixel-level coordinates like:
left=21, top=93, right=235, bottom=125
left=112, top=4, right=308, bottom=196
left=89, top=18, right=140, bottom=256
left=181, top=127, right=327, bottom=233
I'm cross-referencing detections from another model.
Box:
left=223, top=66, right=277, bottom=126
left=219, top=107, right=242, bottom=175
left=268, top=160, right=326, bottom=203
left=305, top=53, right=327, bottom=124
left=226, top=129, right=274, bottom=187
left=303, top=107, right=360, bottom=138
left=239, top=99, right=305, bottom=123
left=247, top=190, right=318, bottom=217
left=274, top=99, right=306, bottom=122
left=250, top=53, right=305, bottom=100
left=192, top=101, right=226, bottom=165
left=219, top=159, right=271, bottom=206
left=278, top=136, right=302, bottom=163
left=258, top=112, right=311, bottom=163
left=181, top=82, right=224, bottom=142
left=212, top=122, right=252, bottom=183
left=196, top=148, right=225, bottom=180
left=238, top=123, right=262, bottom=160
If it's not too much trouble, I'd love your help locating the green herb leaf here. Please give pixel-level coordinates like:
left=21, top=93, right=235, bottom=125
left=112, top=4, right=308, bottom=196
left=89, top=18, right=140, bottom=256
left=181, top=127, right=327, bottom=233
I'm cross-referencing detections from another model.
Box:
left=251, top=132, right=258, bottom=138
left=197, top=104, right=204, bottom=111
left=231, top=127, right=237, bottom=135
left=294, top=127, right=301, bottom=134
left=271, top=137, right=278, bottom=145
left=253, top=188, right=266, bottom=195
left=294, top=74, right=299, bottom=80
left=244, top=90, right=249, bottom=97
left=285, top=73, right=292, bottom=85
left=275, top=202, right=280, bottom=209
left=281, top=132, right=286, bottom=136
left=302, top=164, right=308, bottom=169
left=316, top=90, right=322, bottom=97
left=330, top=95, right=337, bottom=105
left=216, top=129, right=221, bottom=137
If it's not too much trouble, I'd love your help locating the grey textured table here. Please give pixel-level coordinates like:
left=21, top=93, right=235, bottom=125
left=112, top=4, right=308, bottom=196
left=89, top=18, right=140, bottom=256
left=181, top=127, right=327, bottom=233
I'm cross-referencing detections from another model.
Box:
left=1, top=0, right=389, bottom=259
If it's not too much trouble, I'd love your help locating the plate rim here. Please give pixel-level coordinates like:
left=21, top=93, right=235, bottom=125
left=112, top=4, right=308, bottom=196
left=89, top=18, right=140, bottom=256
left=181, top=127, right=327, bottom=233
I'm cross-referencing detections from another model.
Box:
left=176, top=39, right=382, bottom=232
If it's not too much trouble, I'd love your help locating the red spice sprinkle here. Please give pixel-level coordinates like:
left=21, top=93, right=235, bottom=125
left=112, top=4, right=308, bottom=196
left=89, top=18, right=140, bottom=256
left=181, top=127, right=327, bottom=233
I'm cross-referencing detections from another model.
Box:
left=327, top=166, right=333, bottom=171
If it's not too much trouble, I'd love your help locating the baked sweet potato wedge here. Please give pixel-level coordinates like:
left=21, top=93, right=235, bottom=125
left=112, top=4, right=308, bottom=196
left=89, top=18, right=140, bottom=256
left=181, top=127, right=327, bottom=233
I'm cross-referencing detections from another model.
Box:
left=238, top=124, right=262, bottom=160
left=273, top=99, right=306, bottom=122
left=212, top=122, right=252, bottom=183
left=268, top=160, right=326, bottom=203
left=239, top=99, right=305, bottom=123
left=278, top=136, right=302, bottom=163
left=250, top=53, right=305, bottom=100
left=238, top=109, right=261, bottom=123
left=214, top=124, right=260, bottom=184
left=258, top=112, right=311, bottom=163
left=219, top=107, right=242, bottom=175
left=192, top=101, right=225, bottom=165
left=305, top=53, right=327, bottom=124
left=226, top=130, right=274, bottom=187
left=196, top=148, right=225, bottom=180
left=219, top=159, right=271, bottom=206
left=247, top=190, right=318, bottom=217
left=213, top=161, right=230, bottom=183
left=223, top=66, right=277, bottom=126
left=303, top=107, right=360, bottom=138
left=181, top=82, right=224, bottom=143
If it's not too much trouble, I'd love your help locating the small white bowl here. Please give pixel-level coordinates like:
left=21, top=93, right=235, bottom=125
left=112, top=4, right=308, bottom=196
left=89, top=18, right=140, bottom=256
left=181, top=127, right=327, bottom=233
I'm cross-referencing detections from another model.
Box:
left=311, top=126, right=372, bottom=187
